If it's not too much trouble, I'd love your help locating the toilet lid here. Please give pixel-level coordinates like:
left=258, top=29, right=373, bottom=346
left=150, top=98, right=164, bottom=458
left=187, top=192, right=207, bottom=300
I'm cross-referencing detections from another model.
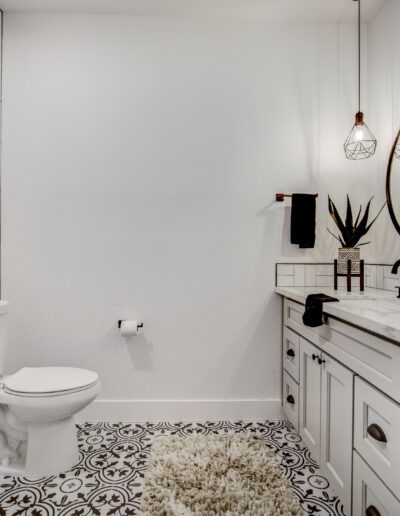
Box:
left=3, top=367, right=99, bottom=396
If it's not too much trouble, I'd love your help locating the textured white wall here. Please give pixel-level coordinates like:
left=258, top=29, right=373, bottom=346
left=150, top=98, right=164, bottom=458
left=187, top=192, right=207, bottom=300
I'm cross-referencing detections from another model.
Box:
left=1, top=12, right=395, bottom=414
left=366, top=0, right=400, bottom=264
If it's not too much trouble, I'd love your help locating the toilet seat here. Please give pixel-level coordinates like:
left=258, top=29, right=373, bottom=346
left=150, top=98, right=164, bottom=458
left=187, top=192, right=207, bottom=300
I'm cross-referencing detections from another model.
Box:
left=2, top=367, right=99, bottom=397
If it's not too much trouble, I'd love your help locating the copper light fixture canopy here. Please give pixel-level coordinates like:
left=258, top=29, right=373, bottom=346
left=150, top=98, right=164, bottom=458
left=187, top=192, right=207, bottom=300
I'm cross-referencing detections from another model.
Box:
left=344, top=0, right=377, bottom=160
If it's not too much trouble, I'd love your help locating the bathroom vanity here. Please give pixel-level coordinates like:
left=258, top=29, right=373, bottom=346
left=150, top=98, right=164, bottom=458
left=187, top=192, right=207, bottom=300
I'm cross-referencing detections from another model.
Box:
left=276, top=286, right=400, bottom=516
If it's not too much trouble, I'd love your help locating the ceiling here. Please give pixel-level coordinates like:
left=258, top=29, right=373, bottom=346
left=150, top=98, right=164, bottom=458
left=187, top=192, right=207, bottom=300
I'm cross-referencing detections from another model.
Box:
left=0, top=0, right=385, bottom=23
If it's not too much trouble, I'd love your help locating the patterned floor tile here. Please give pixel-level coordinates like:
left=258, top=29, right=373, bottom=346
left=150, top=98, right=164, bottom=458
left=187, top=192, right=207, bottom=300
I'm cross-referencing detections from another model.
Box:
left=0, top=420, right=345, bottom=515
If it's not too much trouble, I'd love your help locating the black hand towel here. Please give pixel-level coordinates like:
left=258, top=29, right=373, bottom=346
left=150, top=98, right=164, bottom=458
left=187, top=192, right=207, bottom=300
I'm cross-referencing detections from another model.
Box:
left=290, top=193, right=316, bottom=248
left=302, top=293, right=339, bottom=328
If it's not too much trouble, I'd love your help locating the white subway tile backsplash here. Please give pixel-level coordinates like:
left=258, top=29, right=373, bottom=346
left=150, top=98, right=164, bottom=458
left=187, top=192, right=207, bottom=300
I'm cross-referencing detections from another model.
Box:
left=376, top=267, right=384, bottom=290
left=277, top=264, right=295, bottom=276
left=335, top=276, right=360, bottom=288
left=304, top=265, right=317, bottom=286
left=384, top=266, right=397, bottom=280
left=316, top=264, right=332, bottom=276
left=277, top=275, right=294, bottom=287
left=294, top=265, right=305, bottom=287
left=366, top=265, right=377, bottom=288
left=276, top=262, right=396, bottom=292
left=316, top=276, right=334, bottom=288
left=384, top=277, right=399, bottom=292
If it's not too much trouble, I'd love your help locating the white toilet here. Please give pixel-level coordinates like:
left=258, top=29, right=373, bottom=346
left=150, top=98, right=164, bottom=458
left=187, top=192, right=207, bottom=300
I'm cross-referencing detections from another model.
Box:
left=0, top=301, right=100, bottom=477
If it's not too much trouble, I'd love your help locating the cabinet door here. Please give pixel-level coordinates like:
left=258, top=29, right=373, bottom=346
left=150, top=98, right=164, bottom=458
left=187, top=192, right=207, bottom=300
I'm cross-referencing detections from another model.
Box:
left=299, top=337, right=322, bottom=462
left=283, top=327, right=300, bottom=382
left=320, top=352, right=354, bottom=516
left=353, top=451, right=400, bottom=516
left=282, top=370, right=299, bottom=431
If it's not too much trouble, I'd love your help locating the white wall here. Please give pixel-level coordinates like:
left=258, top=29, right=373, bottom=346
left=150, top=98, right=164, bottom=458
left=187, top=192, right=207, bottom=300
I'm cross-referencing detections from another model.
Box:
left=1, top=12, right=396, bottom=419
left=366, top=0, right=400, bottom=264
left=368, top=0, right=400, bottom=153
left=356, top=0, right=400, bottom=265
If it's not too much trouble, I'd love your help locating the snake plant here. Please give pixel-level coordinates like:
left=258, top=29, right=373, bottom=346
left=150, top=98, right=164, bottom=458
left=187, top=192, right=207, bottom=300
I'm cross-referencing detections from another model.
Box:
left=327, top=195, right=385, bottom=248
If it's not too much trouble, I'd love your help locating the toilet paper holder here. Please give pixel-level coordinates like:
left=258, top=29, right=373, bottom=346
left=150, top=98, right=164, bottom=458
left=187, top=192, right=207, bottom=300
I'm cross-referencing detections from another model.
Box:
left=118, top=320, right=144, bottom=329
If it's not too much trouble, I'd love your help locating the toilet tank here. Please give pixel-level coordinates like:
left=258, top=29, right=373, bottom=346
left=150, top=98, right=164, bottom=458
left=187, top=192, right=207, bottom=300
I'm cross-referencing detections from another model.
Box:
left=0, top=302, right=9, bottom=375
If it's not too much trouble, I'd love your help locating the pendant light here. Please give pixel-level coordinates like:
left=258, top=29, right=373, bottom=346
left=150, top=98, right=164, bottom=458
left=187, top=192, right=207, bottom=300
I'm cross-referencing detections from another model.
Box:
left=344, top=0, right=377, bottom=160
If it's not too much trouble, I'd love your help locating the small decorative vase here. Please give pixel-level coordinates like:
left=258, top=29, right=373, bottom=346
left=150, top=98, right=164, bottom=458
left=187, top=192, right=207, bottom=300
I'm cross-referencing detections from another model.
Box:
left=338, top=247, right=360, bottom=274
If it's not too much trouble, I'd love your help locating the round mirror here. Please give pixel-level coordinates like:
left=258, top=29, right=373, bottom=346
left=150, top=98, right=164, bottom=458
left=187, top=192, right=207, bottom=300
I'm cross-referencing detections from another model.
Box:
left=386, top=129, right=400, bottom=235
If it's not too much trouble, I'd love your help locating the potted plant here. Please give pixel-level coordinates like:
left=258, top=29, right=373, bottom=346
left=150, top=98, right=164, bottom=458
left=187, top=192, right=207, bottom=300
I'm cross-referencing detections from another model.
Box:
left=328, top=195, right=385, bottom=273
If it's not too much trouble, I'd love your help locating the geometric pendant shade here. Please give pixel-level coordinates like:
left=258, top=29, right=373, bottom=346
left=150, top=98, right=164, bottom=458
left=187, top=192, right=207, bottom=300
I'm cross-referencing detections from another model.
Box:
left=344, top=112, right=377, bottom=160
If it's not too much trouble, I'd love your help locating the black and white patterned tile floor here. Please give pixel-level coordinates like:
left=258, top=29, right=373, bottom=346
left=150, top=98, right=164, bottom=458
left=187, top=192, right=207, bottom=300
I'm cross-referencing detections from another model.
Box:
left=0, top=420, right=345, bottom=515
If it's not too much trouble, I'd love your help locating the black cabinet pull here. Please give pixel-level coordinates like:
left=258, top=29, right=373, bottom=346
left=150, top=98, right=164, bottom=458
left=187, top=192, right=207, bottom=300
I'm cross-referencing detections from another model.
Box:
left=312, top=354, right=318, bottom=361
left=318, top=357, right=326, bottom=365
left=367, top=424, right=387, bottom=443
left=286, top=349, right=295, bottom=357
left=286, top=395, right=295, bottom=405
left=366, top=505, right=381, bottom=516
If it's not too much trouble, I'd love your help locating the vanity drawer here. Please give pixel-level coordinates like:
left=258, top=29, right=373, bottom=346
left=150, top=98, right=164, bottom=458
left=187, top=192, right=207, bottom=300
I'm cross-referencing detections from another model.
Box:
left=282, top=327, right=300, bottom=382
left=283, top=298, right=400, bottom=402
left=353, top=451, right=400, bottom=516
left=354, top=377, right=400, bottom=498
left=282, top=370, right=299, bottom=431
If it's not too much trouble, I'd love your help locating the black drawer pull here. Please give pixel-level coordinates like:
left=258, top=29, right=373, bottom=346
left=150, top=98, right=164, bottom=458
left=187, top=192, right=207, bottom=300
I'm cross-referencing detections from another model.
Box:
left=286, top=395, right=295, bottom=405
left=286, top=349, right=295, bottom=357
left=367, top=424, right=387, bottom=443
left=366, top=505, right=381, bottom=516
left=312, top=354, right=318, bottom=361
left=318, top=357, right=326, bottom=365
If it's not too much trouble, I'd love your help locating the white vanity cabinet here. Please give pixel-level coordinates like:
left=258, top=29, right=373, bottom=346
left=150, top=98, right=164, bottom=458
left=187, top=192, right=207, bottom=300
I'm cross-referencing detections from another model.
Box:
left=297, top=337, right=353, bottom=512
left=280, top=295, right=400, bottom=516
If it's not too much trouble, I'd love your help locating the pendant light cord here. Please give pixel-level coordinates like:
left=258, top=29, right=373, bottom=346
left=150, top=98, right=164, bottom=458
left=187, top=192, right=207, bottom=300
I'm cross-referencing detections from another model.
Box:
left=358, top=0, right=361, bottom=113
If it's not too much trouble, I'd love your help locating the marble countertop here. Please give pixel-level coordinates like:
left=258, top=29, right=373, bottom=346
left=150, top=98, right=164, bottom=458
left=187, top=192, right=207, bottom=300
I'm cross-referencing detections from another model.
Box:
left=275, top=286, right=400, bottom=342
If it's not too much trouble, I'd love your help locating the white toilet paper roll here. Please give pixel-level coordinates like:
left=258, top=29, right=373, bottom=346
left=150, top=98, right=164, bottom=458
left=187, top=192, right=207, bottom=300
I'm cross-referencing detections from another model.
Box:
left=120, top=320, right=138, bottom=337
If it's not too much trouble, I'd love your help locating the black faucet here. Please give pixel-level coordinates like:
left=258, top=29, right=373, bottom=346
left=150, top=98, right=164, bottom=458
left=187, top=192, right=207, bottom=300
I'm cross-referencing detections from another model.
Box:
left=392, top=260, right=400, bottom=274
left=392, top=260, right=400, bottom=298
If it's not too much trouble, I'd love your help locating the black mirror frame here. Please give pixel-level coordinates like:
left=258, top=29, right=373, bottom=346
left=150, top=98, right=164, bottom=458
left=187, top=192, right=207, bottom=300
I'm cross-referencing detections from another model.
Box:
left=386, top=129, right=400, bottom=236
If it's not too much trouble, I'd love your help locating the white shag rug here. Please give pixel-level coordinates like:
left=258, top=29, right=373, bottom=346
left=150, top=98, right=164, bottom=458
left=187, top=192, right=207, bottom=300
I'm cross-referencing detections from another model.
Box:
left=140, top=433, right=302, bottom=515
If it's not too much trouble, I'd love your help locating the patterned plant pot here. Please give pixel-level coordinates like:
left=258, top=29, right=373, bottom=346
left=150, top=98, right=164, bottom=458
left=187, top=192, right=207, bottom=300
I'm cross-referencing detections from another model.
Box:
left=338, top=247, right=360, bottom=274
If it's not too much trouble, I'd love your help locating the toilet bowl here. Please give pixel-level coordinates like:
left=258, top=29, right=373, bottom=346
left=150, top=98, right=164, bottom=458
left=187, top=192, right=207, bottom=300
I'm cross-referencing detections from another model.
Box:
left=0, top=366, right=100, bottom=477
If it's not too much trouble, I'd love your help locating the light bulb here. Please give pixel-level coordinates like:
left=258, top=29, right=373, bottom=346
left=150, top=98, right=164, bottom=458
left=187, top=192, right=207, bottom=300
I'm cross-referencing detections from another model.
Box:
left=355, top=127, right=366, bottom=141
left=344, top=112, right=377, bottom=160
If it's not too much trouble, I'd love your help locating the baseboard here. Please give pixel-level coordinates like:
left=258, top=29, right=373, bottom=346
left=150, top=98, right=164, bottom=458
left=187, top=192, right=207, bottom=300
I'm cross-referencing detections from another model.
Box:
left=76, top=398, right=283, bottom=423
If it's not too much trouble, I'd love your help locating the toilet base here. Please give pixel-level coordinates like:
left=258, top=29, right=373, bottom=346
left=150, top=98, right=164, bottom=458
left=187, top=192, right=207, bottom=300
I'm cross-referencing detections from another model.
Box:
left=25, top=416, right=79, bottom=477
left=0, top=455, right=25, bottom=476
left=0, top=416, right=80, bottom=477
